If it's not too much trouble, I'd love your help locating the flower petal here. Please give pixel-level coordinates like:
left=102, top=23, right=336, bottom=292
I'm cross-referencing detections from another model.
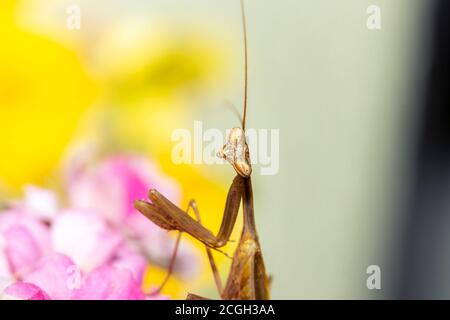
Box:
left=0, top=234, right=12, bottom=279
left=67, top=154, right=181, bottom=236
left=1, top=282, right=50, bottom=300
left=3, top=225, right=40, bottom=275
left=110, top=245, right=147, bottom=284
left=0, top=212, right=52, bottom=275
left=51, top=210, right=123, bottom=272
left=22, top=185, right=59, bottom=221
left=73, top=265, right=145, bottom=300
left=22, top=253, right=79, bottom=300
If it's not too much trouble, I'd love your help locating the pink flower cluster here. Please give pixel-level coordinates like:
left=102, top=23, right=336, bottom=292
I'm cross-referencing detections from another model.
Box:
left=0, top=155, right=199, bottom=300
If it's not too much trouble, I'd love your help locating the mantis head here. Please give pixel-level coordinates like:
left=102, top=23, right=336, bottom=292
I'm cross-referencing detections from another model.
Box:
left=218, top=127, right=252, bottom=178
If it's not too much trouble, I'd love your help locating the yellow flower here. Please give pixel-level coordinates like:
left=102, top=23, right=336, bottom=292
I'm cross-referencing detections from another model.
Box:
left=93, top=19, right=228, bottom=101
left=0, top=21, right=97, bottom=191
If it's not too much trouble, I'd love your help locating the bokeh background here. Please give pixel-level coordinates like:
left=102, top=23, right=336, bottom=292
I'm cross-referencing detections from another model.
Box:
left=1, top=0, right=446, bottom=299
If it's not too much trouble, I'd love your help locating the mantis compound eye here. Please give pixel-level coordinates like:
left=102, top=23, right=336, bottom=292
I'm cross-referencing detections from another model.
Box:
left=217, top=127, right=252, bottom=178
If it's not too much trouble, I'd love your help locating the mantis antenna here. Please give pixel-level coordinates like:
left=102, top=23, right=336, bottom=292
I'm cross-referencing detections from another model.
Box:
left=240, top=0, right=248, bottom=131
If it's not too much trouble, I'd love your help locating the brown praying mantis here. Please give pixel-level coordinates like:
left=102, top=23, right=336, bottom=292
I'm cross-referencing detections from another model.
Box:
left=134, top=0, right=270, bottom=300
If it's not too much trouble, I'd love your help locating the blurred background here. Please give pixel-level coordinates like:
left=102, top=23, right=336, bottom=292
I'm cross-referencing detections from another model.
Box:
left=1, top=0, right=448, bottom=299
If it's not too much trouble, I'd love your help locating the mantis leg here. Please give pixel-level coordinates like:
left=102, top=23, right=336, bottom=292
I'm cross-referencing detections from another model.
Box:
left=150, top=200, right=224, bottom=296
left=186, top=293, right=210, bottom=300
left=151, top=231, right=182, bottom=295
left=187, top=199, right=224, bottom=296
left=135, top=175, right=244, bottom=249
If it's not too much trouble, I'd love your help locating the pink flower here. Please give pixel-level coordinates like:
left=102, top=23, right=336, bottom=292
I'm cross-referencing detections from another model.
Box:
left=67, top=154, right=181, bottom=234
left=0, top=211, right=52, bottom=277
left=3, top=252, right=152, bottom=300
left=110, top=244, right=147, bottom=284
left=0, top=153, right=202, bottom=299
left=0, top=247, right=12, bottom=280
left=1, top=282, right=50, bottom=300
left=73, top=265, right=144, bottom=300
left=51, top=210, right=123, bottom=272
left=22, top=253, right=79, bottom=300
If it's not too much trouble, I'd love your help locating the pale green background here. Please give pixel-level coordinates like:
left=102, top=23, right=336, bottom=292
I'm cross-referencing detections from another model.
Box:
left=195, top=0, right=429, bottom=299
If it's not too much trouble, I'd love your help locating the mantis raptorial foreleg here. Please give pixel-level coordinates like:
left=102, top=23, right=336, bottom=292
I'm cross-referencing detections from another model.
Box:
left=134, top=175, right=244, bottom=250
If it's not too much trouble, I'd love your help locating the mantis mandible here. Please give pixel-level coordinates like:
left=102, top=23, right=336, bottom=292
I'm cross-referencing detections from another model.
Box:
left=134, top=0, right=270, bottom=300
